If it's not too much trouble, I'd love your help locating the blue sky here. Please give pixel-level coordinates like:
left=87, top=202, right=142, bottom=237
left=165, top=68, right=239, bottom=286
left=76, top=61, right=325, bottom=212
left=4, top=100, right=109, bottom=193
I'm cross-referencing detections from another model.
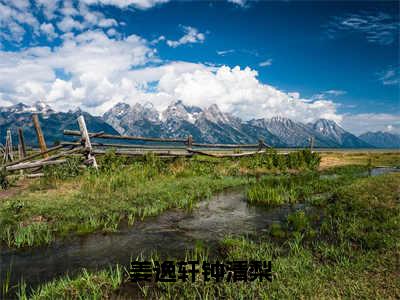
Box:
left=0, top=0, right=399, bottom=134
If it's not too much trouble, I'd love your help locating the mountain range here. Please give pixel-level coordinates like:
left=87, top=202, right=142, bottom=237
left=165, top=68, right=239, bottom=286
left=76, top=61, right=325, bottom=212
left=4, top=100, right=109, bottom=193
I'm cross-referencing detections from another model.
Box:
left=0, top=101, right=398, bottom=149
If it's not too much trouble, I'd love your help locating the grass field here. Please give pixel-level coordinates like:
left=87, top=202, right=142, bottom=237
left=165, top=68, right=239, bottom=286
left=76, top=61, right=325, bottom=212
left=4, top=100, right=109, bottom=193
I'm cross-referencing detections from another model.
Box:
left=1, top=150, right=399, bottom=299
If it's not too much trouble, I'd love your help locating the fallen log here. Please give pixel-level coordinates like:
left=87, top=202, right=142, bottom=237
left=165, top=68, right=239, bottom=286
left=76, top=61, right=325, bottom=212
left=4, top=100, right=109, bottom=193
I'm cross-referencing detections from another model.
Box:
left=6, top=159, right=67, bottom=172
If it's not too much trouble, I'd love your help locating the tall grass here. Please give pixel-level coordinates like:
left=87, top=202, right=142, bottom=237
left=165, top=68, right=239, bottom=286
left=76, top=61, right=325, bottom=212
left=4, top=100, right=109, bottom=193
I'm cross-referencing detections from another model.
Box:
left=11, top=173, right=400, bottom=299
left=0, top=151, right=249, bottom=248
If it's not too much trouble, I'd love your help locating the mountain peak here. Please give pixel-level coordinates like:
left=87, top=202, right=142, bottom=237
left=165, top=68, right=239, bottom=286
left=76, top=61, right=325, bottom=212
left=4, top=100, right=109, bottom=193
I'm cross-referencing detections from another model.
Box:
left=161, top=100, right=202, bottom=124
left=359, top=131, right=400, bottom=148
left=312, top=118, right=344, bottom=135
left=0, top=101, right=54, bottom=114
left=201, top=104, right=238, bottom=125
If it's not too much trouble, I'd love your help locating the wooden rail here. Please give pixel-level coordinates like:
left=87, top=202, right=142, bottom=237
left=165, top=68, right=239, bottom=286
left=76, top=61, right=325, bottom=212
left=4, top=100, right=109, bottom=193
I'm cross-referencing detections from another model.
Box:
left=0, top=114, right=313, bottom=181
left=63, top=130, right=187, bottom=143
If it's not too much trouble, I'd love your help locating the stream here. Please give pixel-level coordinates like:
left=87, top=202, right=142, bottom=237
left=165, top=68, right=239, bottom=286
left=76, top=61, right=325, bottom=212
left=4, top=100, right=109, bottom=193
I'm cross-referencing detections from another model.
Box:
left=0, top=189, right=303, bottom=295
left=0, top=166, right=398, bottom=295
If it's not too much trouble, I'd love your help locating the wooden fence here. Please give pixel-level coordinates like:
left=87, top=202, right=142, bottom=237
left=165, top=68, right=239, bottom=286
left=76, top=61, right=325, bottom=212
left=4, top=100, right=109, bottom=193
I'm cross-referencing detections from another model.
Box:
left=0, top=114, right=314, bottom=176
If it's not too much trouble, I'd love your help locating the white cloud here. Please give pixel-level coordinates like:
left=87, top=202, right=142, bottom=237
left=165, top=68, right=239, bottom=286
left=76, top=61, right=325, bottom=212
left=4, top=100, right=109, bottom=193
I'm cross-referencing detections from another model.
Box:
left=57, top=16, right=85, bottom=32
left=227, top=0, right=248, bottom=7
left=312, top=89, right=347, bottom=100
left=40, top=23, right=58, bottom=40
left=0, top=1, right=395, bottom=134
left=377, top=66, right=399, bottom=86
left=166, top=26, right=206, bottom=48
left=80, top=0, right=169, bottom=9
left=156, top=65, right=341, bottom=123
left=0, top=30, right=156, bottom=114
left=341, top=113, right=400, bottom=135
left=0, top=1, right=40, bottom=43
left=324, top=89, right=346, bottom=96
left=0, top=27, right=343, bottom=123
left=326, top=12, right=400, bottom=45
left=217, top=49, right=235, bottom=56
left=259, top=59, right=272, bottom=67
left=0, top=1, right=118, bottom=45
left=34, top=0, right=61, bottom=20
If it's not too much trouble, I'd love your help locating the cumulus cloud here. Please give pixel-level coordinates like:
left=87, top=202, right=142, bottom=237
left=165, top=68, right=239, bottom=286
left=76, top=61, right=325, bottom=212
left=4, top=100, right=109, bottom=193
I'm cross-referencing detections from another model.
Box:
left=0, top=0, right=40, bottom=43
left=0, top=26, right=342, bottom=123
left=40, top=23, right=58, bottom=40
left=0, top=30, right=156, bottom=113
left=341, top=113, right=400, bottom=135
left=0, top=1, right=118, bottom=44
left=0, top=1, right=396, bottom=136
left=166, top=26, right=206, bottom=48
left=155, top=65, right=341, bottom=123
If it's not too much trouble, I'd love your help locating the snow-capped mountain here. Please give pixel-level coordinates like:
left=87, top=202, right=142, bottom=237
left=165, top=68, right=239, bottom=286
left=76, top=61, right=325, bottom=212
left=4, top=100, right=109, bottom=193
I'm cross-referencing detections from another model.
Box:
left=102, top=101, right=280, bottom=144
left=103, top=102, right=161, bottom=137
left=309, top=119, right=371, bottom=148
left=249, top=117, right=339, bottom=147
left=359, top=131, right=400, bottom=148
left=0, top=100, right=387, bottom=148
left=0, top=102, right=117, bottom=146
left=0, top=101, right=54, bottom=115
left=101, top=101, right=378, bottom=147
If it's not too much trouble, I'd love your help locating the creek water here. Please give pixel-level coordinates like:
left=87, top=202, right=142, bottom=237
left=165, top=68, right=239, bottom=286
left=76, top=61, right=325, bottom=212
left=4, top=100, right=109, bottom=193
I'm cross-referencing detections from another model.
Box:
left=0, top=188, right=303, bottom=294
left=1, top=166, right=398, bottom=295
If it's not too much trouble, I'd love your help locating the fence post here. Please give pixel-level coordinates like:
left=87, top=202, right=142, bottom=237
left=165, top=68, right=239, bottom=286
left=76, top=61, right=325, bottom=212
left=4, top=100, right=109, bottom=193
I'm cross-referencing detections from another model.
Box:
left=3, top=129, right=13, bottom=162
left=258, top=138, right=264, bottom=151
left=187, top=135, right=193, bottom=149
left=18, top=127, right=27, bottom=158
left=309, top=136, right=314, bottom=152
left=77, top=115, right=98, bottom=170
left=32, top=114, right=48, bottom=158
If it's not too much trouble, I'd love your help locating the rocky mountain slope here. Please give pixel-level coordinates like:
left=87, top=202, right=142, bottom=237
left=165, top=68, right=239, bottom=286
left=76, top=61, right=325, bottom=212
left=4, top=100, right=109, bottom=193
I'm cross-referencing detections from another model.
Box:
left=359, top=131, right=400, bottom=148
left=0, top=102, right=118, bottom=147
left=102, top=101, right=372, bottom=148
left=0, top=101, right=382, bottom=148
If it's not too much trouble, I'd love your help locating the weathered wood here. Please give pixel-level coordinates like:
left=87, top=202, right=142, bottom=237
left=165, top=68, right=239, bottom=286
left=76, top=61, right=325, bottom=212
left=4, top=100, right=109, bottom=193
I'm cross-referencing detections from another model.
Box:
left=26, top=173, right=44, bottom=178
left=77, top=116, right=98, bottom=169
left=187, top=135, right=193, bottom=148
left=60, top=141, right=188, bottom=150
left=3, top=144, right=65, bottom=167
left=6, top=159, right=67, bottom=171
left=258, top=138, right=264, bottom=151
left=32, top=114, right=48, bottom=158
left=63, top=130, right=187, bottom=143
left=17, top=128, right=27, bottom=158
left=190, top=143, right=260, bottom=149
left=309, top=136, right=315, bottom=152
left=41, top=146, right=84, bottom=162
left=3, top=129, right=14, bottom=163
left=92, top=149, right=193, bottom=157
left=187, top=148, right=269, bottom=158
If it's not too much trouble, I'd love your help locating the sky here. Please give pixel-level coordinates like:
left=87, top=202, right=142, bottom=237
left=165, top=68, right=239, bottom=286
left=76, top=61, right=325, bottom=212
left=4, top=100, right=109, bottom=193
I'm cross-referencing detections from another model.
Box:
left=0, top=0, right=399, bottom=135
